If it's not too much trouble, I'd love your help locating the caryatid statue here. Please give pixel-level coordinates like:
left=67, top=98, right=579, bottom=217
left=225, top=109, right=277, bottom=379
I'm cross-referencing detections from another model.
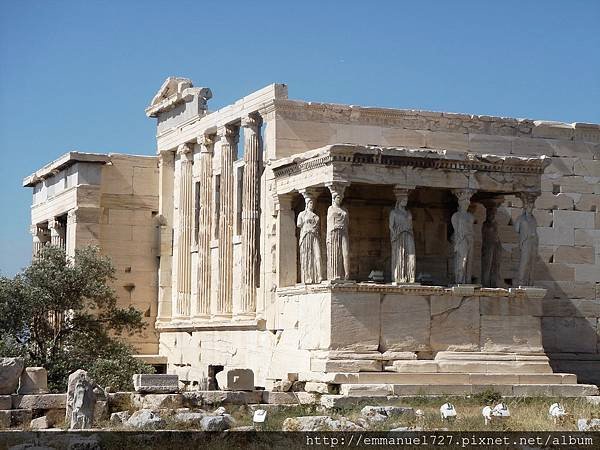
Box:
left=389, top=187, right=416, bottom=284
left=481, top=198, right=503, bottom=288
left=297, top=189, right=322, bottom=284
left=514, top=192, right=539, bottom=286
left=326, top=183, right=350, bottom=281
left=451, top=189, right=475, bottom=285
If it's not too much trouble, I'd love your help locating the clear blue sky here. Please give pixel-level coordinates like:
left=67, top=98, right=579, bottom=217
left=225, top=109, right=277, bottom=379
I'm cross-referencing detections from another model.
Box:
left=1, top=1, right=599, bottom=276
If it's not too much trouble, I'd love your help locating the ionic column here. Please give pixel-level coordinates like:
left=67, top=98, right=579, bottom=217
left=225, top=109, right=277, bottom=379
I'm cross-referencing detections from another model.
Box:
left=240, top=114, right=262, bottom=315
left=175, top=143, right=194, bottom=318
left=66, top=209, right=77, bottom=258
left=195, top=135, right=214, bottom=318
left=217, top=125, right=238, bottom=316
left=48, top=218, right=66, bottom=250
left=30, top=224, right=48, bottom=258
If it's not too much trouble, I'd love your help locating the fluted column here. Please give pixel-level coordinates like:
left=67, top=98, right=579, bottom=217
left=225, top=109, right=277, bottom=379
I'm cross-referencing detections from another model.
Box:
left=30, top=224, right=48, bottom=258
left=175, top=143, right=194, bottom=318
left=217, top=125, right=238, bottom=316
left=240, top=114, right=262, bottom=316
left=195, top=134, right=214, bottom=318
left=48, top=218, right=66, bottom=250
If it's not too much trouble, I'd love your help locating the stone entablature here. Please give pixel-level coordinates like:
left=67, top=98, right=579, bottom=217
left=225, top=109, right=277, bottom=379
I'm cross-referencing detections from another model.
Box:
left=272, top=145, right=549, bottom=195
left=23, top=152, right=111, bottom=188
left=276, top=283, right=547, bottom=299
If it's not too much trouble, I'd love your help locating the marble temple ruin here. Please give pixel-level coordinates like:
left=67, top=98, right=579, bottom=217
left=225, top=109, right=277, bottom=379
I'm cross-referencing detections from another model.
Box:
left=23, top=77, right=600, bottom=396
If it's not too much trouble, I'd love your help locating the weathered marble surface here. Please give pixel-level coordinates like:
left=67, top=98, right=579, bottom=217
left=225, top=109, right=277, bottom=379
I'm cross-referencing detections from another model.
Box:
left=326, top=184, right=350, bottom=281
left=0, top=358, right=24, bottom=395
left=515, top=193, right=540, bottom=286
left=451, top=189, right=475, bottom=285
left=297, top=193, right=322, bottom=284
left=481, top=201, right=502, bottom=288
left=389, top=187, right=416, bottom=284
left=66, top=369, right=100, bottom=430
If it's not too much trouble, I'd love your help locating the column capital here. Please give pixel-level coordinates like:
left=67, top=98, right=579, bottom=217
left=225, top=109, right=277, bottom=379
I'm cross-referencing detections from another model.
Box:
left=298, top=187, right=320, bottom=202
left=241, top=113, right=262, bottom=132
left=480, top=196, right=504, bottom=210
left=392, top=185, right=415, bottom=201
left=196, top=134, right=215, bottom=150
left=67, top=209, right=78, bottom=224
left=177, top=142, right=194, bottom=156
left=30, top=224, right=41, bottom=236
left=216, top=124, right=239, bottom=144
left=48, top=218, right=63, bottom=230
left=518, top=191, right=540, bottom=209
left=158, top=150, right=175, bottom=167
left=451, top=188, right=475, bottom=202
left=326, top=181, right=350, bottom=202
left=275, top=193, right=296, bottom=211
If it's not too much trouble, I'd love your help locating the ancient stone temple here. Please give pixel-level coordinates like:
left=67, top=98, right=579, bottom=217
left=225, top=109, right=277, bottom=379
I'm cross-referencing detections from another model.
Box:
left=23, top=152, right=160, bottom=356
left=25, top=77, right=600, bottom=395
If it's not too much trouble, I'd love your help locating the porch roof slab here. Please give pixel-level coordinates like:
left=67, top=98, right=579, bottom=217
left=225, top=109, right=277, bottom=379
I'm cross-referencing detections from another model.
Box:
left=271, top=144, right=550, bottom=196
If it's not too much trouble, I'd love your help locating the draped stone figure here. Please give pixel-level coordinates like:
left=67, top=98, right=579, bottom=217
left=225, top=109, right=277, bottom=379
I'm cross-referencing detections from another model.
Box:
left=389, top=188, right=416, bottom=283
left=297, top=194, right=322, bottom=284
left=451, top=190, right=475, bottom=285
left=66, top=369, right=99, bottom=430
left=515, top=193, right=539, bottom=286
left=326, top=185, right=350, bottom=280
left=481, top=200, right=502, bottom=288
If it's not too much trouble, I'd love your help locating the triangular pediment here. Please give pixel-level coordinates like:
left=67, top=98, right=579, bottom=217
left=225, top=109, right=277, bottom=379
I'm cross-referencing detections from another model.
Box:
left=150, top=77, right=193, bottom=107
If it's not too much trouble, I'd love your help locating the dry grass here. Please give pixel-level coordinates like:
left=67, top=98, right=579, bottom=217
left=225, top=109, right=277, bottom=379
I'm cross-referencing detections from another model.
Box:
left=230, top=396, right=600, bottom=432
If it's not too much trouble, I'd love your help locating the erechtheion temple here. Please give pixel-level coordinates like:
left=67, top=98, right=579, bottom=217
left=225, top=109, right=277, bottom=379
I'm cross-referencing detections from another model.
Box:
left=24, top=77, right=600, bottom=396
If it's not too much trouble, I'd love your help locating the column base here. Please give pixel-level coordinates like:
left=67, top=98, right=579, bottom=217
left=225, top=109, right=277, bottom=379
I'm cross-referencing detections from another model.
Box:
left=235, top=312, right=256, bottom=320
left=192, top=314, right=211, bottom=321
left=212, top=313, right=232, bottom=320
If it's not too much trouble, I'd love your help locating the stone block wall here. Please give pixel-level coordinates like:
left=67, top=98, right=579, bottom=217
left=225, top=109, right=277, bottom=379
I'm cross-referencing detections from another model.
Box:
left=99, top=155, right=160, bottom=354
left=275, top=288, right=543, bottom=374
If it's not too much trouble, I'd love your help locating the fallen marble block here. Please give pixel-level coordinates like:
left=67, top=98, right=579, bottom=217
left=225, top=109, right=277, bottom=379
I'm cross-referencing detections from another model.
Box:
left=133, top=374, right=179, bottom=394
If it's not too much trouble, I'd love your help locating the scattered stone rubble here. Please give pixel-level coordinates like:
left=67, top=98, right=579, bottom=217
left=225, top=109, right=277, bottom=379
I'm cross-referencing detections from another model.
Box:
left=2, top=366, right=600, bottom=431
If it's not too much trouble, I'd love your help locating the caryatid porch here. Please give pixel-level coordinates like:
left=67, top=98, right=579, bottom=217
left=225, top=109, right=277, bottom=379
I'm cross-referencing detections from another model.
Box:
left=269, top=144, right=571, bottom=390
left=272, top=144, right=550, bottom=290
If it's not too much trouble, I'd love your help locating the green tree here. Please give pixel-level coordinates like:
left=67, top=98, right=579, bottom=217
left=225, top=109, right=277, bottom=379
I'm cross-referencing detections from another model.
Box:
left=0, top=245, right=153, bottom=391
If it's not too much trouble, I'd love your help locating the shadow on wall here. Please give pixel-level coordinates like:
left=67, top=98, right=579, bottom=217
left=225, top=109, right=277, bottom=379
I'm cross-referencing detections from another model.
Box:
left=495, top=199, right=600, bottom=385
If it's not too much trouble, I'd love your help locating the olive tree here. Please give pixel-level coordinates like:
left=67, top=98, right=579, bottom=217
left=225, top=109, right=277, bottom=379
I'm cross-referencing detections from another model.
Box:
left=0, top=245, right=153, bottom=391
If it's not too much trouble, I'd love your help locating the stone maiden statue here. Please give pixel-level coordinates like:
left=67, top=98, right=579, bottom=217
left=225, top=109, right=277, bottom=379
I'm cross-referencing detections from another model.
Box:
left=389, top=187, right=416, bottom=284
left=451, top=189, right=475, bottom=285
left=515, top=192, right=539, bottom=287
left=326, top=184, right=350, bottom=281
left=297, top=191, right=322, bottom=284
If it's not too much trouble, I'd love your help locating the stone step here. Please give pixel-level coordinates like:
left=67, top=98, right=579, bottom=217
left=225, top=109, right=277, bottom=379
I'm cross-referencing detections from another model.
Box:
left=337, top=383, right=598, bottom=398
left=434, top=351, right=549, bottom=362
left=388, top=360, right=553, bottom=374
left=307, top=371, right=576, bottom=385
